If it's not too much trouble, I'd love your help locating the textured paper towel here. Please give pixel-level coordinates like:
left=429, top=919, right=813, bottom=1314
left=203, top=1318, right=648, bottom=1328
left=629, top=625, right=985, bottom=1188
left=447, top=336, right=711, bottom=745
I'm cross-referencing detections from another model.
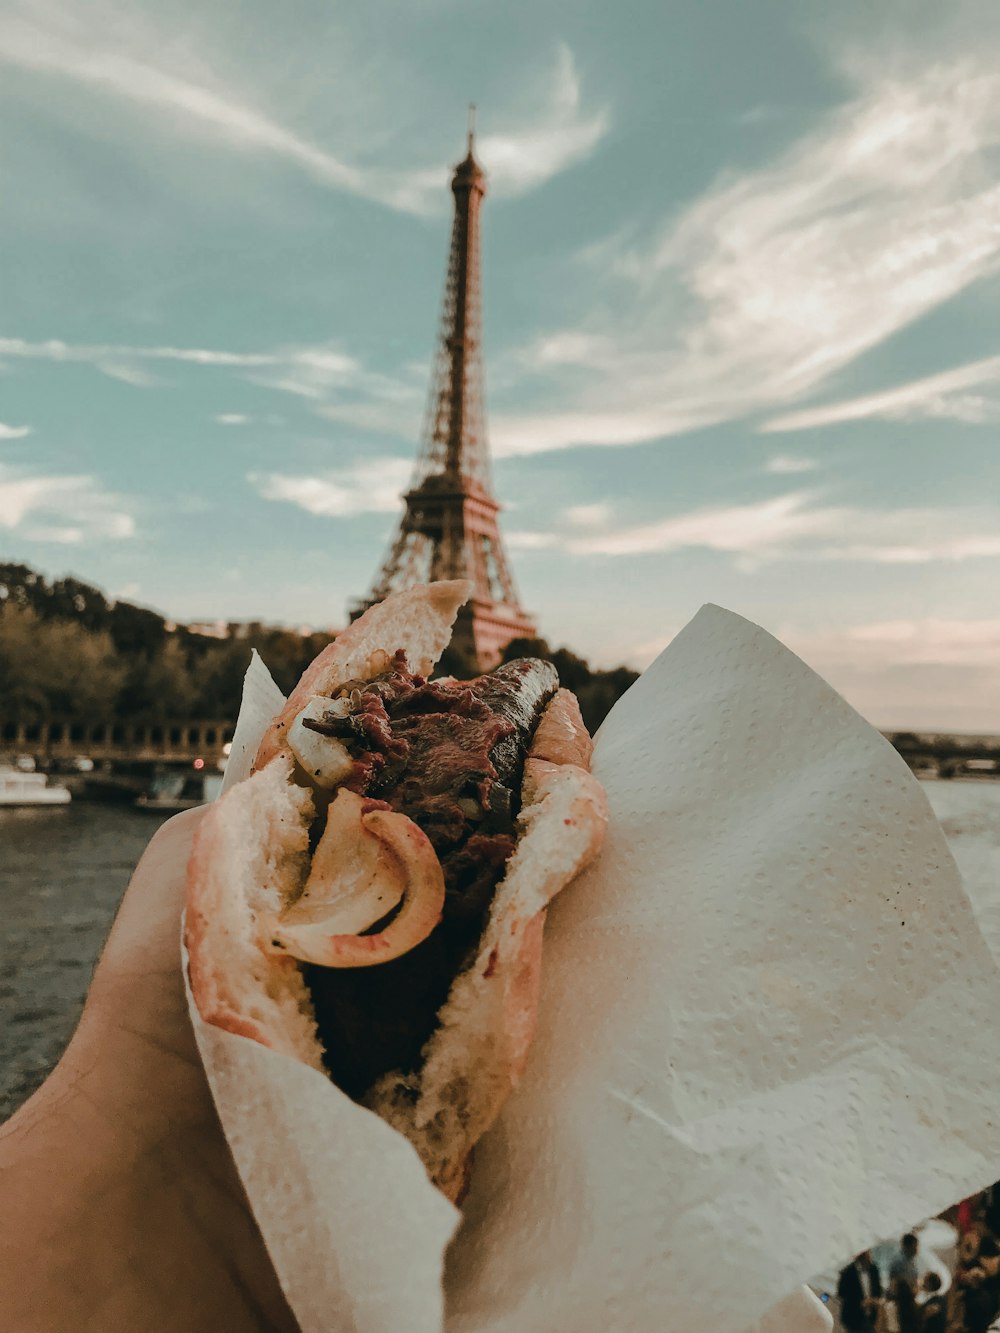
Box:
left=220, top=648, right=284, bottom=795
left=189, top=603, right=1000, bottom=1333
left=186, top=994, right=458, bottom=1332
left=752, top=1287, right=832, bottom=1333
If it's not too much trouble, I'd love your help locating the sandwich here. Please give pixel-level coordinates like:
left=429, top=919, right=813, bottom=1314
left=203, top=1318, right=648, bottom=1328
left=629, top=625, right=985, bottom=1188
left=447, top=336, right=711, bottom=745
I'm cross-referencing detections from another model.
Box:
left=185, top=579, right=607, bottom=1200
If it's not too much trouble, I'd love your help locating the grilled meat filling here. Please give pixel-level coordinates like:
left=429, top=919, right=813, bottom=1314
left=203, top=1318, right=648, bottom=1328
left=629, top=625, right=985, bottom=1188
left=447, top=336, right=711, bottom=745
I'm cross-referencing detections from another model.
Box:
left=301, top=653, right=559, bottom=1099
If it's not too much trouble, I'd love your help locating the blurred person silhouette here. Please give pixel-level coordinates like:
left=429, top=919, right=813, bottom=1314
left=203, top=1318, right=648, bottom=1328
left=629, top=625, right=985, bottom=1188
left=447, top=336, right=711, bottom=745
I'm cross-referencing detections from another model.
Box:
left=985, top=1187, right=1000, bottom=1243
left=838, top=1249, right=884, bottom=1332
left=888, top=1234, right=921, bottom=1333
left=954, top=1223, right=1000, bottom=1333
left=0, top=810, right=299, bottom=1332
left=917, top=1271, right=946, bottom=1333
left=959, top=1197, right=980, bottom=1236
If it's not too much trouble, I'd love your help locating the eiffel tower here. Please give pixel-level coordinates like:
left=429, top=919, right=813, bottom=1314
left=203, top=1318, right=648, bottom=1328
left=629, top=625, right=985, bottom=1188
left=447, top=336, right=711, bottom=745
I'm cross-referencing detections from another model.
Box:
left=353, top=111, right=537, bottom=670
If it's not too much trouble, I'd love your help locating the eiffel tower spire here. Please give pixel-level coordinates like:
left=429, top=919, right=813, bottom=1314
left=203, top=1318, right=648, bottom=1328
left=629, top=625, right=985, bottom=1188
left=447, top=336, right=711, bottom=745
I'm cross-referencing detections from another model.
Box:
left=355, top=111, right=538, bottom=670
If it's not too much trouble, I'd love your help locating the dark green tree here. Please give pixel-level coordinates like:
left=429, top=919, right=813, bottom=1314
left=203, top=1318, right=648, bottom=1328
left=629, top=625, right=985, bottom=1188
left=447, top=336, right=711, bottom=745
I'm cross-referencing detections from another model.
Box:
left=0, top=605, right=125, bottom=720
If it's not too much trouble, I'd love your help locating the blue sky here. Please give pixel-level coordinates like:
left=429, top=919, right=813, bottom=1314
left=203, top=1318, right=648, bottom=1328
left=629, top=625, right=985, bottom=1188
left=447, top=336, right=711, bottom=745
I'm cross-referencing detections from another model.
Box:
left=2, top=0, right=999, bottom=729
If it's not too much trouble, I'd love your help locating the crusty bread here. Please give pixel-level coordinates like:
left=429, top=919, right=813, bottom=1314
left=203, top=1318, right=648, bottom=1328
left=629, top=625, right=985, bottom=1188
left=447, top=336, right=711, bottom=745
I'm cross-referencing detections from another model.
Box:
left=186, top=756, right=324, bottom=1070
left=185, top=588, right=607, bottom=1201
left=527, top=686, right=594, bottom=770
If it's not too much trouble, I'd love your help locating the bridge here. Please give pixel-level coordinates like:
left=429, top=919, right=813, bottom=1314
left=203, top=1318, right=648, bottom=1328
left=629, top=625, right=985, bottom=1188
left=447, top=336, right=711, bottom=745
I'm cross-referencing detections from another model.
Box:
left=884, top=731, right=1000, bottom=778
left=0, top=717, right=235, bottom=766
left=3, top=719, right=997, bottom=780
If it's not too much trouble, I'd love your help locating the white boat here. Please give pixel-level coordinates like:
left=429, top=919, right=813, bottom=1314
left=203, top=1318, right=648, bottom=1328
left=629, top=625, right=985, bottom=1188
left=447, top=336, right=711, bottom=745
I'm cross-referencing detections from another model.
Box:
left=0, top=767, right=72, bottom=807
left=134, top=769, right=223, bottom=813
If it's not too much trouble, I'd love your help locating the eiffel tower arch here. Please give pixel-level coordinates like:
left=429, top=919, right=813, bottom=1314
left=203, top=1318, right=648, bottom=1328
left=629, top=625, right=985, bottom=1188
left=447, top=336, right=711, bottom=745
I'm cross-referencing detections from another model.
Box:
left=352, top=114, right=538, bottom=671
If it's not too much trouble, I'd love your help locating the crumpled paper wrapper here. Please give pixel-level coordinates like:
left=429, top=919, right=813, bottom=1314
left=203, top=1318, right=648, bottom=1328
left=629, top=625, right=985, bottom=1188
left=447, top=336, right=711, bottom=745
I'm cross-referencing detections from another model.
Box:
left=186, top=606, right=1000, bottom=1333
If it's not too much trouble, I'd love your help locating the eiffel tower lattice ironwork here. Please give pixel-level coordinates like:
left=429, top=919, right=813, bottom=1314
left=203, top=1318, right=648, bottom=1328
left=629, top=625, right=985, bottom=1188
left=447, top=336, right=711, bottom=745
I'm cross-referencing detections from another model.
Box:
left=354, top=111, right=537, bottom=670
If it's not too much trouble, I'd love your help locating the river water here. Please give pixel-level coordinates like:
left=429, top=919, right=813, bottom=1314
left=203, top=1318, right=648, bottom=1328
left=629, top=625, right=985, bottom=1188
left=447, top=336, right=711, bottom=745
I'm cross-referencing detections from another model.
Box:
left=0, top=802, right=172, bottom=1118
left=1, top=780, right=998, bottom=1123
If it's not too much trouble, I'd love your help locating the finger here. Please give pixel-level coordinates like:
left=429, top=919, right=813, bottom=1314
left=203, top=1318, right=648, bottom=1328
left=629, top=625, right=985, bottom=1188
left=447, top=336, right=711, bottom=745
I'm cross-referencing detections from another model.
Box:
left=76, top=807, right=208, bottom=1069
left=95, top=807, right=206, bottom=985
left=53, top=808, right=219, bottom=1137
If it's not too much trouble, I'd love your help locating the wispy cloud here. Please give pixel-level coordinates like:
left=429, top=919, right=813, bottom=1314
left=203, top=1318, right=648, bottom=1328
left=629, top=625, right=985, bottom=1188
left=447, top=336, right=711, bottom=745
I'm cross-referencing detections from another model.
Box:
left=624, top=615, right=1000, bottom=724
left=0, top=422, right=32, bottom=440
left=317, top=394, right=424, bottom=437
left=565, top=502, right=612, bottom=527
left=491, top=55, right=1000, bottom=454
left=507, top=530, right=561, bottom=551
left=763, top=354, right=1000, bottom=432
left=509, top=491, right=1000, bottom=564
left=249, top=348, right=367, bottom=402
left=772, top=616, right=1000, bottom=730
left=844, top=618, right=1000, bottom=667
left=0, top=336, right=275, bottom=368
left=0, top=7, right=376, bottom=195
left=784, top=618, right=1000, bottom=670
left=254, top=350, right=427, bottom=436
left=249, top=457, right=411, bottom=518
left=0, top=333, right=428, bottom=435
left=0, top=464, right=135, bottom=543
left=564, top=492, right=837, bottom=558
left=0, top=7, right=606, bottom=215
left=0, top=333, right=413, bottom=393
left=477, top=43, right=609, bottom=194
left=765, top=454, right=819, bottom=474
left=0, top=335, right=274, bottom=367
left=626, top=615, right=1000, bottom=677
left=96, top=360, right=159, bottom=388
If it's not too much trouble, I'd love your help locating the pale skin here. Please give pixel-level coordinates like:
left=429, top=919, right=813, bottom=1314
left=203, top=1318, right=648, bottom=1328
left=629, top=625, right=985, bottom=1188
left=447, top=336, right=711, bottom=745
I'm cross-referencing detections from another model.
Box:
left=0, top=809, right=299, bottom=1333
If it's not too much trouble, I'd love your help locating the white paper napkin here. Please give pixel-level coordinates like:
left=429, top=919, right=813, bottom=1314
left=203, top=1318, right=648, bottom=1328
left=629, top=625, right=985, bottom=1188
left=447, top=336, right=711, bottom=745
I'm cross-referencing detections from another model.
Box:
left=189, top=603, right=1000, bottom=1333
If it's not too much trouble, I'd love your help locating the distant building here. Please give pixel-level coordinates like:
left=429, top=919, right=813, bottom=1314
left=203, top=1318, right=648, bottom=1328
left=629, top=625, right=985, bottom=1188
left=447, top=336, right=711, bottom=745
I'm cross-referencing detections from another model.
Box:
left=185, top=620, right=339, bottom=642
left=186, top=620, right=229, bottom=640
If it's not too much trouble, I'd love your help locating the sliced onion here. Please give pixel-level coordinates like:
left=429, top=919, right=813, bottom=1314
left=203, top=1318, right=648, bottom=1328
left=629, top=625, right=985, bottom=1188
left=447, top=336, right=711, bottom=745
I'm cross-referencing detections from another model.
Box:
left=280, top=788, right=403, bottom=935
left=288, top=696, right=355, bottom=788
left=267, top=788, right=445, bottom=968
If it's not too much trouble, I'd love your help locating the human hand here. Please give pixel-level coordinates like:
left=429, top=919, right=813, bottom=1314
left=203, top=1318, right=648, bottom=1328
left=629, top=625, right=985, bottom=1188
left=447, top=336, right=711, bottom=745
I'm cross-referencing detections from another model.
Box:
left=0, top=809, right=299, bottom=1333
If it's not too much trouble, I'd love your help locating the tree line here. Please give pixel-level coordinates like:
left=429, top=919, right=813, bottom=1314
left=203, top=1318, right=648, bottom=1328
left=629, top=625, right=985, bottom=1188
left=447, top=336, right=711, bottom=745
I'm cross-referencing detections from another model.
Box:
left=0, top=563, right=638, bottom=733
left=0, top=564, right=334, bottom=724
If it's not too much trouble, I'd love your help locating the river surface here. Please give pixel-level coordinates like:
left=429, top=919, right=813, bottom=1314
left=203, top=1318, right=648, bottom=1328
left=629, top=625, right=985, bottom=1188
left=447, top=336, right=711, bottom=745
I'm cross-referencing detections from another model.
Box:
left=1, top=780, right=998, bottom=1122
left=0, top=802, right=172, bottom=1118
